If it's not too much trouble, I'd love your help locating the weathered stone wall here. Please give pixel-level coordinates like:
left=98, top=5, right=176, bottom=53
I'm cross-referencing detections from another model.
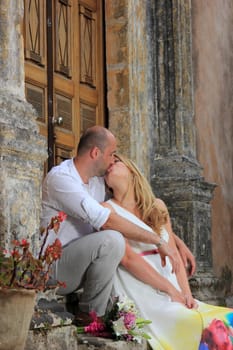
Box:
left=105, top=0, right=155, bottom=179
left=0, top=0, right=46, bottom=248
left=192, top=0, right=233, bottom=283
left=0, top=0, right=25, bottom=98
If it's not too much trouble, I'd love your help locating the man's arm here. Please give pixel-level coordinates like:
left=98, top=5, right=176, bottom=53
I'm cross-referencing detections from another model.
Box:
left=101, top=205, right=180, bottom=274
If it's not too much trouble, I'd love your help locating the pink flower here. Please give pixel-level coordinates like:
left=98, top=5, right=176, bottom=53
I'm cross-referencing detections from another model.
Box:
left=201, top=319, right=233, bottom=350
left=82, top=311, right=107, bottom=336
left=122, top=312, right=136, bottom=330
left=84, top=321, right=106, bottom=333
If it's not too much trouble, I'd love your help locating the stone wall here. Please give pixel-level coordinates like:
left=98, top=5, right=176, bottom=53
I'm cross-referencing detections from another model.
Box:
left=105, top=0, right=155, bottom=179
left=192, top=0, right=233, bottom=283
left=0, top=0, right=46, bottom=248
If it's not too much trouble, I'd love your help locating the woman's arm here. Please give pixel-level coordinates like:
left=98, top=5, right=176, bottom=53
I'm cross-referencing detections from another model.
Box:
left=121, top=242, right=187, bottom=306
left=165, top=222, right=197, bottom=308
left=156, top=199, right=198, bottom=309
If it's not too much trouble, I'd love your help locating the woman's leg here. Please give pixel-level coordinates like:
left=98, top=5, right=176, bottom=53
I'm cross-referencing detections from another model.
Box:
left=55, top=230, right=125, bottom=316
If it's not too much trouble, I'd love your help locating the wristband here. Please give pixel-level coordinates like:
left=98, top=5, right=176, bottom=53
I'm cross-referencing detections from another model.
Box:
left=157, top=237, right=165, bottom=248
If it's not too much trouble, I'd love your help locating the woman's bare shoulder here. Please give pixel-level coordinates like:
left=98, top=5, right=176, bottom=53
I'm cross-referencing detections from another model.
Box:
left=154, top=198, right=168, bottom=211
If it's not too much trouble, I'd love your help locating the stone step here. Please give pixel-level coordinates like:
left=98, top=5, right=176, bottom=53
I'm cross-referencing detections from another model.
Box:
left=25, top=296, right=151, bottom=350
left=25, top=326, right=150, bottom=350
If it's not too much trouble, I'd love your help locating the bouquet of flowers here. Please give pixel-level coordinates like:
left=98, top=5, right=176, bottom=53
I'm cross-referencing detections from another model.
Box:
left=77, top=295, right=152, bottom=343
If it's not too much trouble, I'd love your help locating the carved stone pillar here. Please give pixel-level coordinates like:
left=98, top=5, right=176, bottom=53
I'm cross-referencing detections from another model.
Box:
left=105, top=0, right=155, bottom=179
left=150, top=0, right=229, bottom=304
left=0, top=0, right=46, bottom=248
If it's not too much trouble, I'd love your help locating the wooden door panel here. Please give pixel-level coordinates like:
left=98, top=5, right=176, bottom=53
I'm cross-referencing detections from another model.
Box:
left=53, top=0, right=76, bottom=161
left=24, top=0, right=46, bottom=65
left=80, top=101, right=97, bottom=131
left=25, top=83, right=46, bottom=125
left=24, top=0, right=48, bottom=139
left=25, top=64, right=47, bottom=86
left=54, top=0, right=72, bottom=77
left=54, top=76, right=74, bottom=95
left=24, top=0, right=105, bottom=170
left=79, top=4, right=96, bottom=87
left=79, top=0, right=104, bottom=132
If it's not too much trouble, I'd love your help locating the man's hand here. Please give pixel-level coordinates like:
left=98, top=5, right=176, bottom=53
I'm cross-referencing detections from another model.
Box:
left=174, top=235, right=196, bottom=276
left=158, top=242, right=180, bottom=274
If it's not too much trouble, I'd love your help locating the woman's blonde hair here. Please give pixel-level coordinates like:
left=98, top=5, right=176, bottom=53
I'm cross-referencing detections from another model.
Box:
left=115, top=154, right=168, bottom=234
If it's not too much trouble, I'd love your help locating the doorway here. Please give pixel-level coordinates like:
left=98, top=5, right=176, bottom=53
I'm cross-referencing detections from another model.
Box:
left=23, top=0, right=106, bottom=171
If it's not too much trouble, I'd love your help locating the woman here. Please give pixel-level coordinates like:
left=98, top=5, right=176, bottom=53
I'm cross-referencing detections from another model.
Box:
left=103, top=154, right=233, bottom=350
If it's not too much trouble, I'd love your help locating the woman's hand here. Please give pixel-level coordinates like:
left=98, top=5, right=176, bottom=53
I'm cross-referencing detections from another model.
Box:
left=184, top=294, right=198, bottom=309
left=168, top=288, right=198, bottom=309
left=157, top=241, right=181, bottom=274
left=168, top=288, right=187, bottom=306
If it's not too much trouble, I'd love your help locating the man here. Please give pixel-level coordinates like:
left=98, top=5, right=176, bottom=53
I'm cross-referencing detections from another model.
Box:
left=41, top=126, right=195, bottom=322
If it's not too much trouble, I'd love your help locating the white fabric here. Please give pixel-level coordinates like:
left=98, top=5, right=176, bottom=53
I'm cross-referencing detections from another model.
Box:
left=108, top=199, right=181, bottom=293
left=40, top=159, right=111, bottom=248
left=108, top=200, right=233, bottom=350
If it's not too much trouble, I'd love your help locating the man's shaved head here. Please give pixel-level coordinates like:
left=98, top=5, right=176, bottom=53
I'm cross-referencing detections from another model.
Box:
left=77, top=126, right=115, bottom=156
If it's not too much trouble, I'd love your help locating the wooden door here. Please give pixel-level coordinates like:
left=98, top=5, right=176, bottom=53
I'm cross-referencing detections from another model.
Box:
left=23, top=0, right=105, bottom=171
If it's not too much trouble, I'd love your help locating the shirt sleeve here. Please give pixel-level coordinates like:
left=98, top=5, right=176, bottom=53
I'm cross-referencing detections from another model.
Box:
left=80, top=197, right=111, bottom=230
left=46, top=172, right=111, bottom=230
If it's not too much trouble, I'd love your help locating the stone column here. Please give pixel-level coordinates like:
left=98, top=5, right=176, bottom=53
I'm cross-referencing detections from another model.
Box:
left=105, top=0, right=155, bottom=179
left=150, top=0, right=229, bottom=304
left=105, top=0, right=130, bottom=153
left=0, top=0, right=46, bottom=248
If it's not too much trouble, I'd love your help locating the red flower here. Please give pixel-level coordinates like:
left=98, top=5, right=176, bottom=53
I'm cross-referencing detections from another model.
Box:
left=58, top=211, right=67, bottom=222
left=44, top=239, right=62, bottom=264
left=11, top=249, right=20, bottom=259
left=20, top=239, right=30, bottom=248
left=49, top=211, right=66, bottom=233
left=201, top=319, right=233, bottom=350
left=11, top=239, right=20, bottom=247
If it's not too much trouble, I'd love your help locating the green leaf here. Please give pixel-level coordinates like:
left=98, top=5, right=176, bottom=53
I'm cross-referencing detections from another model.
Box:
left=76, top=327, right=85, bottom=333
left=141, top=332, right=152, bottom=340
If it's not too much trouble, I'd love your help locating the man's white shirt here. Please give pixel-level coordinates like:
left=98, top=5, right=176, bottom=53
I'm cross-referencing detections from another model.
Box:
left=41, top=158, right=111, bottom=249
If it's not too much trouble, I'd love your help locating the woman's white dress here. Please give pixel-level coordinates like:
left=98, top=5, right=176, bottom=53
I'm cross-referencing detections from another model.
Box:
left=108, top=200, right=233, bottom=350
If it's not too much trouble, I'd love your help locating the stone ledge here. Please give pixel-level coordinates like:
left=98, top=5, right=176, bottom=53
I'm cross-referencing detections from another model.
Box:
left=25, top=326, right=78, bottom=350
left=26, top=295, right=151, bottom=349
left=25, top=326, right=150, bottom=350
left=77, top=334, right=149, bottom=349
left=30, top=297, right=74, bottom=329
